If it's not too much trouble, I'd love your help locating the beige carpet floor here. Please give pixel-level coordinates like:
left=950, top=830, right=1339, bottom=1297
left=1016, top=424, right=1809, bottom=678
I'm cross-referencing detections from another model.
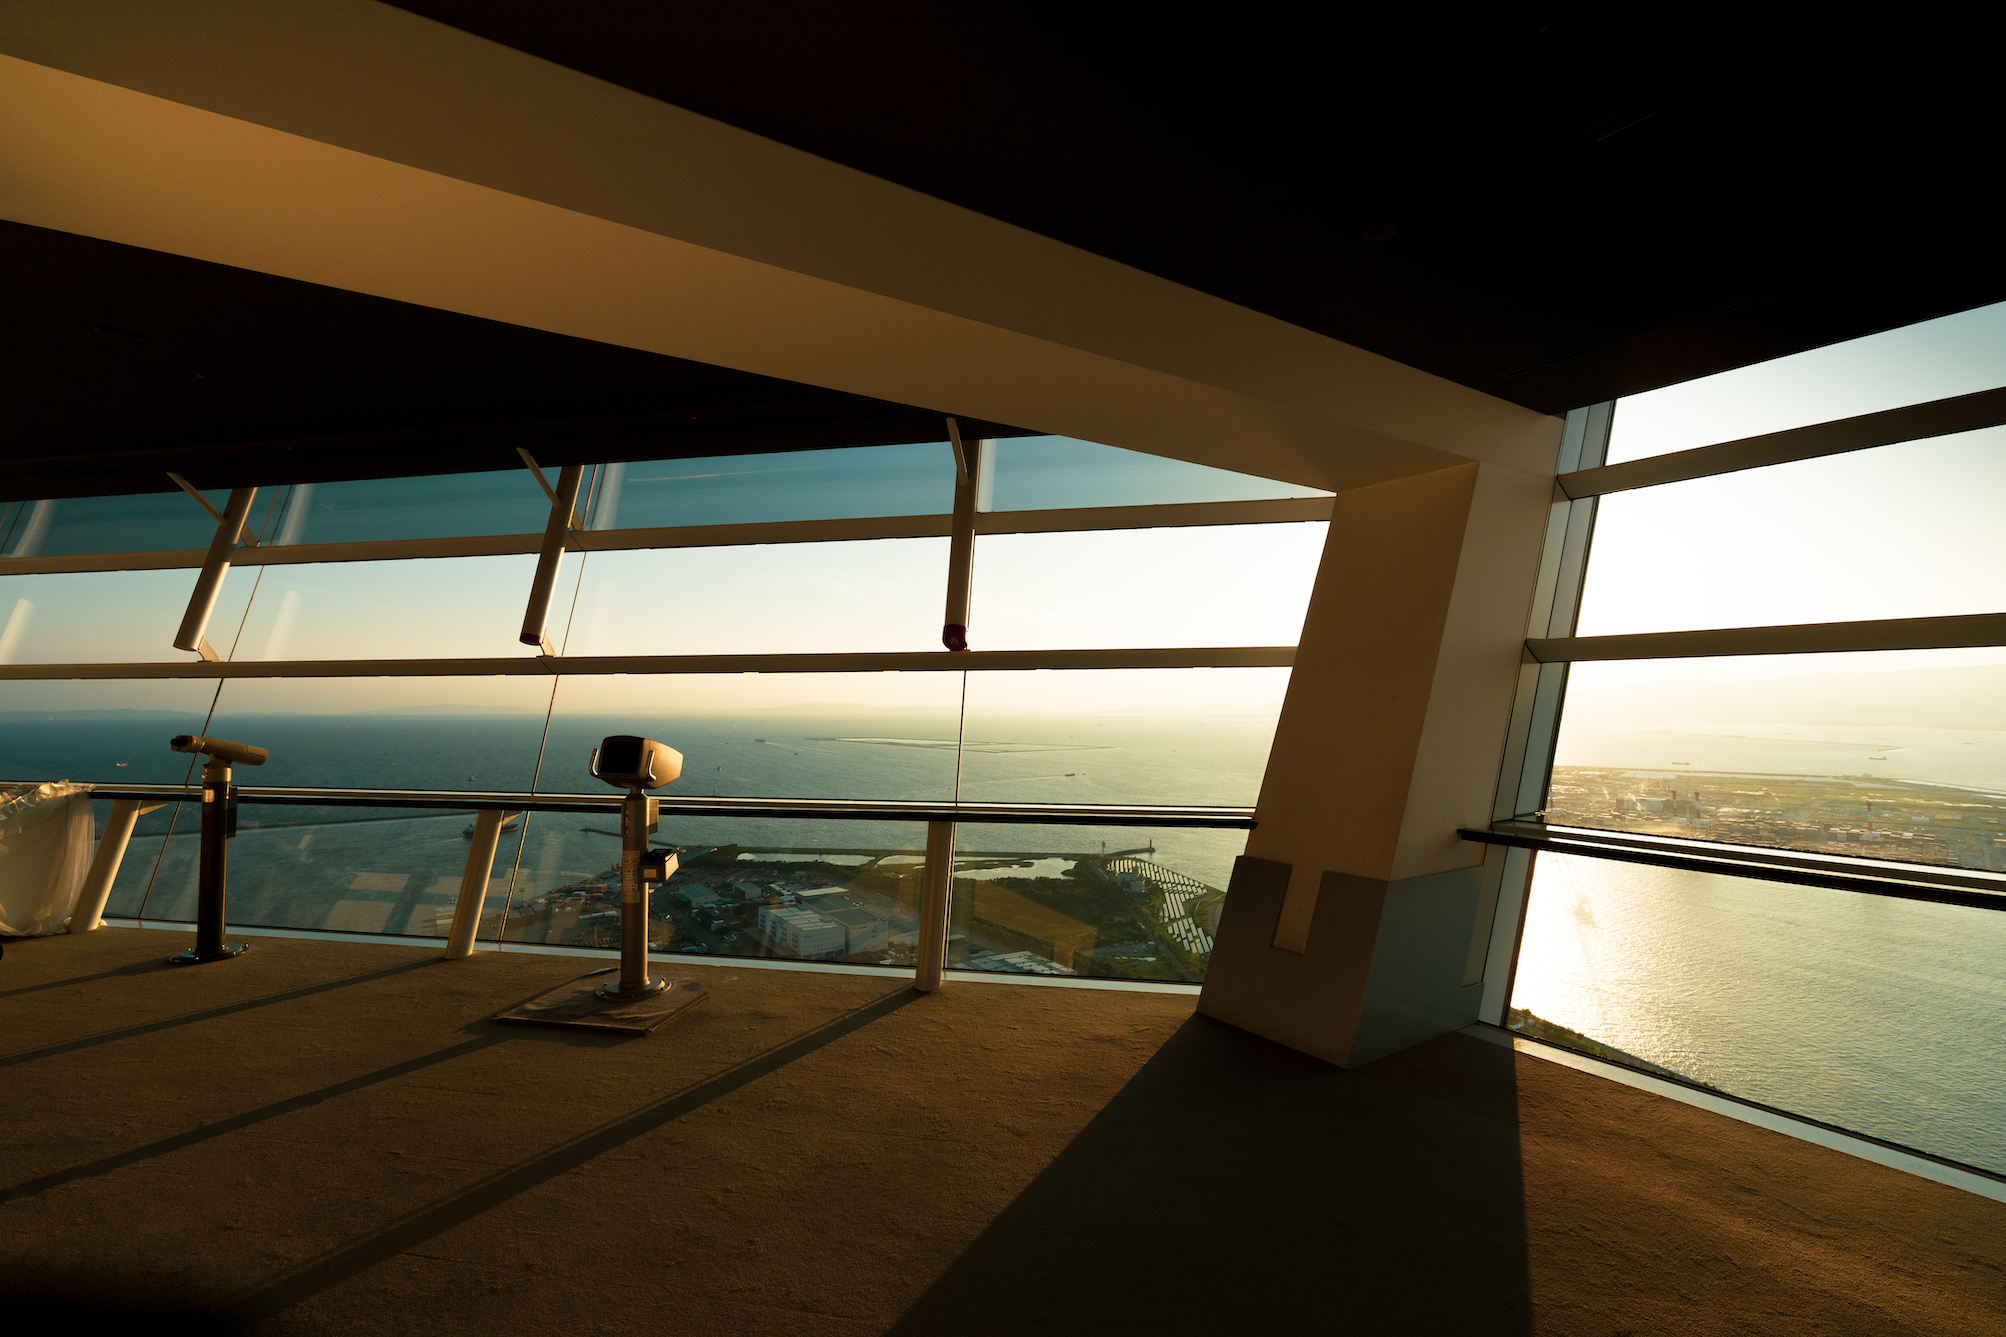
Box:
left=1, top=927, right=2000, bottom=1335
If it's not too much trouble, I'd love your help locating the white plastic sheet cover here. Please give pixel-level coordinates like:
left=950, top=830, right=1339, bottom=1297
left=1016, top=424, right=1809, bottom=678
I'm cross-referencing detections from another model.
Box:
left=0, top=782, right=96, bottom=936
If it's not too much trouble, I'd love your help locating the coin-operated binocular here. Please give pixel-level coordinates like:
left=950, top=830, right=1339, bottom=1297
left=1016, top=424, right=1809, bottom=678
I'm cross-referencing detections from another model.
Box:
left=589, top=736, right=683, bottom=1001
left=165, top=734, right=269, bottom=965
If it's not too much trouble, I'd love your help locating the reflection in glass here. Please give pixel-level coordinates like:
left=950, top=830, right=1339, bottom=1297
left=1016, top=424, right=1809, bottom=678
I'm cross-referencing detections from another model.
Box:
left=559, top=540, right=948, bottom=656
left=1576, top=429, right=2006, bottom=637
left=969, top=525, right=1324, bottom=651
left=138, top=799, right=515, bottom=940
left=497, top=813, right=926, bottom=967
left=589, top=444, right=955, bottom=530
left=984, top=436, right=1330, bottom=511
left=1549, top=651, right=2006, bottom=871
left=1510, top=851, right=2006, bottom=1174
left=0, top=569, right=256, bottom=664
left=231, top=554, right=555, bottom=661
left=958, top=668, right=1285, bottom=808
left=537, top=673, right=964, bottom=800
left=946, top=822, right=1239, bottom=982
left=0, top=490, right=234, bottom=558
left=262, top=473, right=551, bottom=546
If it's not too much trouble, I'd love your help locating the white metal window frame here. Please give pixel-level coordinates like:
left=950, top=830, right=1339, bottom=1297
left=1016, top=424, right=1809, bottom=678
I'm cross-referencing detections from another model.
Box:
left=1477, top=387, right=2006, bottom=1025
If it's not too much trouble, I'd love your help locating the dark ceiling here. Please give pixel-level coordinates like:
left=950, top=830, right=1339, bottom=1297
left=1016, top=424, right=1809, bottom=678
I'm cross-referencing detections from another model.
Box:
left=393, top=3, right=2006, bottom=413
left=0, top=222, right=1029, bottom=501
left=7, top=7, right=2002, bottom=500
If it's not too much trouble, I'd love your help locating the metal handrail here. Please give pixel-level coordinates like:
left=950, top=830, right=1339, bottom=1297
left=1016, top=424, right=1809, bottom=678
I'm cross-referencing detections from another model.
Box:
left=1461, top=822, right=2006, bottom=911
left=47, top=782, right=1258, bottom=828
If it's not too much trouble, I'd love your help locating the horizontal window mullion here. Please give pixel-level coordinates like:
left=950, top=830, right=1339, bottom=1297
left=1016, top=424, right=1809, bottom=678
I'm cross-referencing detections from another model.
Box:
left=1557, top=384, right=2006, bottom=499
left=0, top=498, right=1333, bottom=575
left=0, top=646, right=1297, bottom=680
left=53, top=783, right=1257, bottom=828
left=1528, top=611, right=2006, bottom=662
left=1460, top=825, right=2006, bottom=911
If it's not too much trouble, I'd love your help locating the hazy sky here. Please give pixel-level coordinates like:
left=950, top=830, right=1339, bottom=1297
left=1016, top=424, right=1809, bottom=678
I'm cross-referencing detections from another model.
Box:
left=1578, top=300, right=2006, bottom=689
left=1606, top=300, right=2006, bottom=462
left=5, top=305, right=2000, bottom=717
left=0, top=438, right=1323, bottom=715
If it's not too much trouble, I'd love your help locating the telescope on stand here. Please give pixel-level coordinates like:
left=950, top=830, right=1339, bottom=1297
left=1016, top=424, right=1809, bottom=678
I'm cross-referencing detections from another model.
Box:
left=164, top=733, right=267, bottom=966
left=493, top=735, right=709, bottom=1035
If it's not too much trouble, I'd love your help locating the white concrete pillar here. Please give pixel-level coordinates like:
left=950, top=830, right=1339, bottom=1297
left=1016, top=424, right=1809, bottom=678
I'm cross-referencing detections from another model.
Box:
left=1199, top=457, right=1555, bottom=1066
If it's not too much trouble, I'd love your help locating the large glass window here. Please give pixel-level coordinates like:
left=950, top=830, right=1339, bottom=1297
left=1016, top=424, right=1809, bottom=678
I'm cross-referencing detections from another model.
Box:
left=945, top=821, right=1238, bottom=983
left=0, top=490, right=235, bottom=557
left=958, top=668, right=1286, bottom=808
left=262, top=472, right=551, bottom=545
left=589, top=443, right=956, bottom=529
left=1604, top=299, right=2006, bottom=464
left=207, top=677, right=556, bottom=791
left=969, top=525, right=1324, bottom=651
left=559, top=540, right=948, bottom=657
left=538, top=673, right=966, bottom=800
left=497, top=814, right=927, bottom=967
left=1575, top=428, right=2006, bottom=635
left=984, top=436, right=1331, bottom=510
left=1549, top=649, right=2006, bottom=869
left=230, top=555, right=557, bottom=661
left=1509, top=852, right=2006, bottom=1174
left=0, top=569, right=256, bottom=663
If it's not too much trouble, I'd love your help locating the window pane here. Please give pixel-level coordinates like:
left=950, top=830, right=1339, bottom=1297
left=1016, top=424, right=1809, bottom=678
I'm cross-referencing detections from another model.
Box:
left=559, top=540, right=947, bottom=656
left=959, top=668, right=1285, bottom=807
left=207, top=677, right=556, bottom=791
left=590, top=444, right=955, bottom=529
left=969, top=525, right=1323, bottom=651
left=948, top=822, right=1240, bottom=983
left=1605, top=300, right=2006, bottom=465
left=1550, top=649, right=2006, bottom=870
left=985, top=436, right=1330, bottom=511
left=231, top=554, right=555, bottom=661
left=0, top=569, right=255, bottom=663
left=0, top=679, right=222, bottom=784
left=1510, top=852, right=2006, bottom=1174
left=138, top=799, right=508, bottom=941
left=499, top=813, right=927, bottom=966
left=538, top=673, right=966, bottom=800
left=0, top=490, right=236, bottom=557
left=1576, top=429, right=2006, bottom=636
left=264, top=473, right=550, bottom=546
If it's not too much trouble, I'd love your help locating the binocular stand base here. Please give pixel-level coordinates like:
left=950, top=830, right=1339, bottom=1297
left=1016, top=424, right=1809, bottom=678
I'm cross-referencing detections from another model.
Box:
left=167, top=943, right=249, bottom=966
left=492, top=967, right=708, bottom=1036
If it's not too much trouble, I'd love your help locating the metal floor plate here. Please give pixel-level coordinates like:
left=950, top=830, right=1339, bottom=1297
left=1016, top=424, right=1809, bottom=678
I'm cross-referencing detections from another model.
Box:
left=491, top=967, right=710, bottom=1035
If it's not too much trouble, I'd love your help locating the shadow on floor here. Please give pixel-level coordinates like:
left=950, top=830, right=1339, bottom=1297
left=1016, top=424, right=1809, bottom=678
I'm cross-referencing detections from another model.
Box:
left=886, top=1017, right=1530, bottom=1336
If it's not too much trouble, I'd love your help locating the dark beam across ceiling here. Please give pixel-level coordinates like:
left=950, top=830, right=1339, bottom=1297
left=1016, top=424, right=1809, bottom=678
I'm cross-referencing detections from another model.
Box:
left=0, top=222, right=1031, bottom=502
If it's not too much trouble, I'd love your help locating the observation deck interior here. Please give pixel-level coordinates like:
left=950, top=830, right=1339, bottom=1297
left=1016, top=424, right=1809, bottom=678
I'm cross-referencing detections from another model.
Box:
left=5, top=7, right=2006, bottom=1335
left=7, top=925, right=2003, bottom=1337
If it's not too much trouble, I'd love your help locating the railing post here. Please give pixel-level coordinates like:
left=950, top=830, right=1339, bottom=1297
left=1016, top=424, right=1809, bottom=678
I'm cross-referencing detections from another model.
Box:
left=444, top=808, right=515, bottom=959
left=915, top=819, right=955, bottom=991
left=71, top=798, right=163, bottom=932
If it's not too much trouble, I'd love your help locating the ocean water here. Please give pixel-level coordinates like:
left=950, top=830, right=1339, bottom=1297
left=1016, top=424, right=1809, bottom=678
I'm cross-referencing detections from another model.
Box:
left=0, top=708, right=1265, bottom=947
left=1530, top=720, right=2006, bottom=1174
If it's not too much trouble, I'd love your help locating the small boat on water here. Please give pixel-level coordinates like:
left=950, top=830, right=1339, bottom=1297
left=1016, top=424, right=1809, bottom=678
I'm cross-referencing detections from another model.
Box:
left=462, top=814, right=524, bottom=838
